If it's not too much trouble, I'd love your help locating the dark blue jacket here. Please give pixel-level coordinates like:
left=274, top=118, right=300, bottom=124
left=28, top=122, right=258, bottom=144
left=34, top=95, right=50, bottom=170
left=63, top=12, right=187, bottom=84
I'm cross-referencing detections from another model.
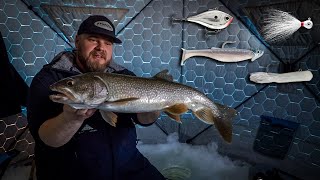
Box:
left=27, top=51, right=165, bottom=180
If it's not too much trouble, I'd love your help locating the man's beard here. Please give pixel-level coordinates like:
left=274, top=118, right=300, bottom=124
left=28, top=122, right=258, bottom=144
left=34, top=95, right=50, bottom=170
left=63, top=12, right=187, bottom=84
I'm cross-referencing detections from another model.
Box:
left=77, top=51, right=110, bottom=72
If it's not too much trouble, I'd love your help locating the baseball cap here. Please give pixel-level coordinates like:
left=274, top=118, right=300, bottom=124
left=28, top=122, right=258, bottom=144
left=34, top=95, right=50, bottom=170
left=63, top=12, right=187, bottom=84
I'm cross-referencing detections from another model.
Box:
left=77, top=15, right=122, bottom=43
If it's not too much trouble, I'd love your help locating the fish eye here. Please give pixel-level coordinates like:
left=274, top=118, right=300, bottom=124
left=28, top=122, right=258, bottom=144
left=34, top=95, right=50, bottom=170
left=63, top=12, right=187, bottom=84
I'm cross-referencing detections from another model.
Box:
left=214, top=16, right=218, bottom=19
left=225, top=17, right=229, bottom=20
left=66, top=80, right=74, bottom=86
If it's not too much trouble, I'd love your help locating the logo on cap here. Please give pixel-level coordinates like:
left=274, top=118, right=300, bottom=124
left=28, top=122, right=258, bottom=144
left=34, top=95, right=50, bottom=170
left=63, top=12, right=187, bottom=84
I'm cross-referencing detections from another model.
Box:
left=94, top=21, right=113, bottom=31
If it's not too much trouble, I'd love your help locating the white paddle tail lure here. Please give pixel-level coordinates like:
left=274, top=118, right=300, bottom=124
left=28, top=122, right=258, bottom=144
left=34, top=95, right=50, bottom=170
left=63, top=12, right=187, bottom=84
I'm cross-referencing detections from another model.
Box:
left=181, top=41, right=264, bottom=65
left=250, top=70, right=313, bottom=84
left=261, top=9, right=313, bottom=43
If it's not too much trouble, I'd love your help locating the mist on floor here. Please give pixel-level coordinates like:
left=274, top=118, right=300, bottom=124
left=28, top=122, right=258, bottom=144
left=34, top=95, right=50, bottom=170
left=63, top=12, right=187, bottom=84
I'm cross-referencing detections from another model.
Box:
left=137, top=133, right=249, bottom=180
left=2, top=133, right=249, bottom=180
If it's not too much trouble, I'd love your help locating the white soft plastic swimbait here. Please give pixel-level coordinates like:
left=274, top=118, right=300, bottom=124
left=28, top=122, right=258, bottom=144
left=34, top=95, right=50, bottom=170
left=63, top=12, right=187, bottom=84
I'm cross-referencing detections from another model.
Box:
left=250, top=70, right=313, bottom=83
left=180, top=41, right=264, bottom=65
left=173, top=9, right=233, bottom=30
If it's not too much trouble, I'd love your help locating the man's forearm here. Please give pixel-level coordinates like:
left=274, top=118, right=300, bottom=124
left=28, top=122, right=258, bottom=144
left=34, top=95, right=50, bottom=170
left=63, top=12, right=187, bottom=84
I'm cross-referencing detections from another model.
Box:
left=38, top=105, right=96, bottom=148
left=39, top=113, right=84, bottom=148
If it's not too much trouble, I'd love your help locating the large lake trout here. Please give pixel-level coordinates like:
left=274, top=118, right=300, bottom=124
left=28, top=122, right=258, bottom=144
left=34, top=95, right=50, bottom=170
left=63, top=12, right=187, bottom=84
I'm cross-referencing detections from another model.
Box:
left=49, top=70, right=237, bottom=143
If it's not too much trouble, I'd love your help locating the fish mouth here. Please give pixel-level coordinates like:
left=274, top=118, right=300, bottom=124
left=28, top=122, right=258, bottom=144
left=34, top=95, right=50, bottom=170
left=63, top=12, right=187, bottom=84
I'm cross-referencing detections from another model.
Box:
left=49, top=87, right=78, bottom=104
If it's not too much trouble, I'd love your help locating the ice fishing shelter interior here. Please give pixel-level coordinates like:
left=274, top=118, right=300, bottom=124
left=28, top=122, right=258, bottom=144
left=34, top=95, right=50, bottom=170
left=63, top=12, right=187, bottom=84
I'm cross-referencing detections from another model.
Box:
left=0, top=0, right=319, bottom=179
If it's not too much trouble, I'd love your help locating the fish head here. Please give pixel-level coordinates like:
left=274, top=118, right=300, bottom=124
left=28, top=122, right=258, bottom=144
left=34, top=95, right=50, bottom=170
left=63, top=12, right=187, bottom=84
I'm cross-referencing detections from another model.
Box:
left=212, top=10, right=233, bottom=28
left=223, top=14, right=233, bottom=26
left=49, top=73, right=109, bottom=106
left=251, top=49, right=264, bottom=61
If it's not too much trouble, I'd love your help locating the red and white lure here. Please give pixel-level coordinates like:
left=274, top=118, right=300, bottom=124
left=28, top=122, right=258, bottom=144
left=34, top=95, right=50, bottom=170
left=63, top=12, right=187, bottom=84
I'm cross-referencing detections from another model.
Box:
left=261, top=9, right=313, bottom=43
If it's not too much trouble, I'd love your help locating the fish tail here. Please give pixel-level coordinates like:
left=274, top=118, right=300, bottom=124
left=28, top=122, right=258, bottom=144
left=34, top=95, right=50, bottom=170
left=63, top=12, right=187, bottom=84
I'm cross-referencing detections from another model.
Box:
left=192, top=104, right=236, bottom=143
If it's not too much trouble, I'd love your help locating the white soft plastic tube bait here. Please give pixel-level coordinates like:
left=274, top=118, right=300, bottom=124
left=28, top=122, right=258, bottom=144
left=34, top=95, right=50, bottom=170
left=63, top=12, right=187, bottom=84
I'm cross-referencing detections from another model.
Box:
left=249, top=70, right=313, bottom=84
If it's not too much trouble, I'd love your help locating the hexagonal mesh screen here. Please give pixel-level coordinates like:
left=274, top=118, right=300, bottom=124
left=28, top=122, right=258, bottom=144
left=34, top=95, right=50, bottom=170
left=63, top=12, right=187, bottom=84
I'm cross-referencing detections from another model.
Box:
left=0, top=114, right=34, bottom=165
left=0, top=0, right=319, bottom=179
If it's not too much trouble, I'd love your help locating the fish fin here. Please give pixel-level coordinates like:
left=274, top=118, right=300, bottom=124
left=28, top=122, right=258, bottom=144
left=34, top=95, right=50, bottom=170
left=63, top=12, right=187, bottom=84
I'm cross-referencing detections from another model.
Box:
left=106, top=97, right=140, bottom=105
left=100, top=110, right=118, bottom=127
left=153, top=69, right=173, bottom=81
left=164, top=103, right=188, bottom=123
left=192, top=105, right=236, bottom=143
left=165, top=103, right=189, bottom=115
left=164, top=112, right=182, bottom=123
left=192, top=107, right=215, bottom=124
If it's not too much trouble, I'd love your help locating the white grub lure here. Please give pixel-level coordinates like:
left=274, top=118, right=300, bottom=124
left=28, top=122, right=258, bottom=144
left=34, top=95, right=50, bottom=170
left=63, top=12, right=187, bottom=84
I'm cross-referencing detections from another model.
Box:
left=250, top=70, right=313, bottom=84
left=261, top=9, right=313, bottom=43
left=180, top=41, right=264, bottom=65
left=173, top=9, right=233, bottom=31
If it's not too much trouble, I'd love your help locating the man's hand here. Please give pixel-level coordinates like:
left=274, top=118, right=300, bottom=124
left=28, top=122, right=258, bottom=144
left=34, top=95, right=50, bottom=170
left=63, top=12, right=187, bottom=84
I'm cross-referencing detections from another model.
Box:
left=62, top=104, right=97, bottom=122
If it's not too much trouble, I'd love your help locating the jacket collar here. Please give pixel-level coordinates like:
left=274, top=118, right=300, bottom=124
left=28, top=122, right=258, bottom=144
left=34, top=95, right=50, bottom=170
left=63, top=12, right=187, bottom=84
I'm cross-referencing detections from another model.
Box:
left=48, top=50, right=126, bottom=74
